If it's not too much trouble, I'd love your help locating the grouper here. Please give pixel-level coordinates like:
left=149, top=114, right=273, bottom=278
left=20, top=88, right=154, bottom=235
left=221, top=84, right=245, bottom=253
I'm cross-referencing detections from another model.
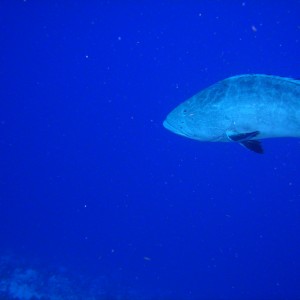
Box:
left=163, top=74, right=300, bottom=154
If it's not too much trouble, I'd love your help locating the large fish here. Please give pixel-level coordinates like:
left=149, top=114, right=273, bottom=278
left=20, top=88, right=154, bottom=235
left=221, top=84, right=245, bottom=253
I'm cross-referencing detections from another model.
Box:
left=163, top=74, right=300, bottom=154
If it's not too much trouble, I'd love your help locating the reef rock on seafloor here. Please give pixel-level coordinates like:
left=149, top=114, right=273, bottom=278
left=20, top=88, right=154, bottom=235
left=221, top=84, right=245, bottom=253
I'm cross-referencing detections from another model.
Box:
left=0, top=254, right=173, bottom=300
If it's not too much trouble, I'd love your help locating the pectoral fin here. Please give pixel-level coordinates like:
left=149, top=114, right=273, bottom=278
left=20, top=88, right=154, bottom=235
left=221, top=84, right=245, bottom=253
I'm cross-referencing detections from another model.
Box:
left=240, top=140, right=264, bottom=154
left=227, top=130, right=260, bottom=142
left=226, top=130, right=264, bottom=154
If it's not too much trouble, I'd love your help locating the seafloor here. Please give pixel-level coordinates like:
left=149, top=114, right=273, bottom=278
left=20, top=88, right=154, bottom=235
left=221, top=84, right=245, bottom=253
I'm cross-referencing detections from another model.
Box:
left=0, top=254, right=176, bottom=300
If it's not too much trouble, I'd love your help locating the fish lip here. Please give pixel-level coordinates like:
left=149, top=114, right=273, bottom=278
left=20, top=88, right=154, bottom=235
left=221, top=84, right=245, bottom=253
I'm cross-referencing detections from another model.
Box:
left=163, top=119, right=180, bottom=133
left=163, top=119, right=189, bottom=138
left=163, top=119, right=181, bottom=134
left=163, top=119, right=173, bottom=131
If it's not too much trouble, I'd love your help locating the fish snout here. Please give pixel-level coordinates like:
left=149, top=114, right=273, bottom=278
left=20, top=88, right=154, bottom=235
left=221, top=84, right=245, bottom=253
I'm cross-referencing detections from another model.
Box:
left=163, top=119, right=173, bottom=132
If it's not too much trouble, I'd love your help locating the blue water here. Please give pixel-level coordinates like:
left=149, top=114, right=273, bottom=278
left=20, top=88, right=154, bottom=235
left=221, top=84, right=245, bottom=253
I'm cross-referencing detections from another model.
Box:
left=1, top=1, right=300, bottom=299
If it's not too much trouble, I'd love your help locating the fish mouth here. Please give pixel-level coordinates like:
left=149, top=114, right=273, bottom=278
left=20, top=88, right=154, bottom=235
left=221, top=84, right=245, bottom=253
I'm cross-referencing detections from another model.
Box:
left=163, top=119, right=174, bottom=131
left=164, top=119, right=225, bottom=142
left=163, top=119, right=182, bottom=134
left=163, top=119, right=189, bottom=138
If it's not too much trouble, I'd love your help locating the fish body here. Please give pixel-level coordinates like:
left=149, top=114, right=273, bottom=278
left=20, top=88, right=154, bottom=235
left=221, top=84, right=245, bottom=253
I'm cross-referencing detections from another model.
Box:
left=163, top=74, right=300, bottom=153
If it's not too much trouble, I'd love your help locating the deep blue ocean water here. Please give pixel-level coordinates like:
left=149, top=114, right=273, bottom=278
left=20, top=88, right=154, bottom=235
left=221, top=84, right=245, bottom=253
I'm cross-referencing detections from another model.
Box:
left=1, top=1, right=300, bottom=299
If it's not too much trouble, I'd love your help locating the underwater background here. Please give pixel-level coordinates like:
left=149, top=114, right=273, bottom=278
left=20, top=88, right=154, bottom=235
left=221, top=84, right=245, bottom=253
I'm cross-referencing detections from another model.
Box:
left=1, top=1, right=300, bottom=299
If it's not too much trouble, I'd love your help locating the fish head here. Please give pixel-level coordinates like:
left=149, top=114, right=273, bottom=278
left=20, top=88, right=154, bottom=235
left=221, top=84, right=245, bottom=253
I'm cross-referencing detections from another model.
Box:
left=163, top=99, right=225, bottom=142
left=163, top=102, right=194, bottom=138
